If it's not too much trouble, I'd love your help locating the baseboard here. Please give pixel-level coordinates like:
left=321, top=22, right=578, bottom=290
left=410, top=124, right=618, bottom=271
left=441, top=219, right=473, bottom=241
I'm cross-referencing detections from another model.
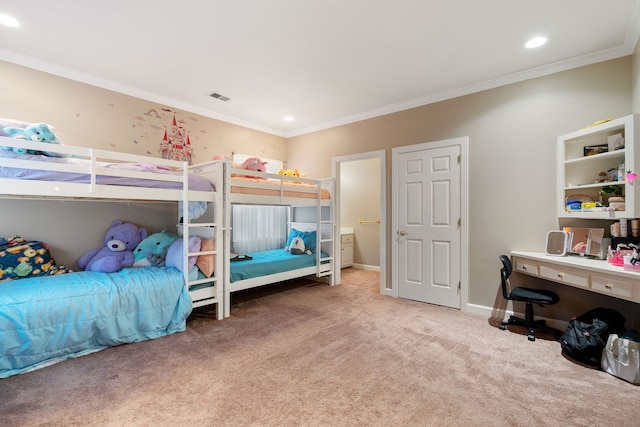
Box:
left=351, top=263, right=380, bottom=272
left=466, top=303, right=569, bottom=331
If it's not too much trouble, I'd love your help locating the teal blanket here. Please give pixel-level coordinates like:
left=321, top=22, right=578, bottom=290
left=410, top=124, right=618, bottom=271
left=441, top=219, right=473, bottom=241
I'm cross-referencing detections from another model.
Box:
left=0, top=267, right=192, bottom=378
left=230, top=249, right=326, bottom=282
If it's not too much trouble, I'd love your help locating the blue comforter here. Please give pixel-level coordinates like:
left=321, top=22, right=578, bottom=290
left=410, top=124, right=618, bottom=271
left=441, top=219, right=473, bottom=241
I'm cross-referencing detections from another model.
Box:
left=0, top=267, right=192, bottom=378
left=230, top=249, right=326, bottom=282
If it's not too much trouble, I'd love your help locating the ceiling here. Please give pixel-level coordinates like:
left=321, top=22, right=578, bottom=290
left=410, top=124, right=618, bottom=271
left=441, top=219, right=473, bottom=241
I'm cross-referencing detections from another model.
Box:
left=1, top=1, right=639, bottom=138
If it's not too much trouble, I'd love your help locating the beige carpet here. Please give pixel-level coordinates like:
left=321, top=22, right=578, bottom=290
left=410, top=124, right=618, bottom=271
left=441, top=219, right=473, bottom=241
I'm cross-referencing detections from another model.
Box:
left=1, top=268, right=639, bottom=427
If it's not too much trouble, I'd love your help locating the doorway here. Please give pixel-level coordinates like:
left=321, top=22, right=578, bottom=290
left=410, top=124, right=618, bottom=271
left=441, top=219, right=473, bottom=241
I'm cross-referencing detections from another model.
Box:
left=331, top=150, right=386, bottom=293
left=392, top=137, right=468, bottom=310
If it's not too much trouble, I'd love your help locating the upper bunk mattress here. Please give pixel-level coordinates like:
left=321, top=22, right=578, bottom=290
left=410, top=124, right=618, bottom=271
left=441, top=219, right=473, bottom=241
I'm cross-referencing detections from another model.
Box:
left=230, top=176, right=331, bottom=199
left=0, top=150, right=214, bottom=191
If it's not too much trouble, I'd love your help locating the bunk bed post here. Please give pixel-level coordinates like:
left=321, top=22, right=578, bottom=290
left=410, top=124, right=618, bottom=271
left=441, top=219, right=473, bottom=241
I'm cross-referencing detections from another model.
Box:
left=223, top=161, right=232, bottom=318
left=181, top=162, right=190, bottom=304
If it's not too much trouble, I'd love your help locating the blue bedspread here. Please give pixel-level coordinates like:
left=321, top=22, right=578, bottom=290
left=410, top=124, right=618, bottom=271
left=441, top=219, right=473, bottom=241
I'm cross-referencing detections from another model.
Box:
left=0, top=267, right=192, bottom=378
left=230, top=249, right=324, bottom=282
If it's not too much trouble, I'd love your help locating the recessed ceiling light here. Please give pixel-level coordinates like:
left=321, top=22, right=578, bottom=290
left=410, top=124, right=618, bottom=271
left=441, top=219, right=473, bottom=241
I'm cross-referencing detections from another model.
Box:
left=0, top=13, right=19, bottom=28
left=525, top=36, right=547, bottom=49
left=283, top=116, right=294, bottom=122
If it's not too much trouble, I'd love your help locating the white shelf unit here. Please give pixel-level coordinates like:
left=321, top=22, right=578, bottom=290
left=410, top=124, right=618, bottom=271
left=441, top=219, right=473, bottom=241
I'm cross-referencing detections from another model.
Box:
left=558, top=114, right=640, bottom=219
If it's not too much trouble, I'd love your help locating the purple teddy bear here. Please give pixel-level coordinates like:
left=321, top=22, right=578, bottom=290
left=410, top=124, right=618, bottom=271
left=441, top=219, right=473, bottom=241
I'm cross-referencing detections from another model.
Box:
left=78, top=220, right=148, bottom=273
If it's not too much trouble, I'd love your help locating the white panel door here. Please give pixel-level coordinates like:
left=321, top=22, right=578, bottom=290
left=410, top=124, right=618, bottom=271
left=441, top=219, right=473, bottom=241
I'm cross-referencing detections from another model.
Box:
left=395, top=142, right=461, bottom=308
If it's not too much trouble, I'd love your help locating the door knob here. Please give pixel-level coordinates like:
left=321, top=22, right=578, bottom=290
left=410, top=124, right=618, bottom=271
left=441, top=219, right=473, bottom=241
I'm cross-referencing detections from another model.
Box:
left=398, top=230, right=407, bottom=236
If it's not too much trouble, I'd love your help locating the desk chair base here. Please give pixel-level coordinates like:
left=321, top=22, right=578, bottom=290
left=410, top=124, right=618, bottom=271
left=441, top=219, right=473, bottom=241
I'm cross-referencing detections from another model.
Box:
left=499, top=303, right=561, bottom=342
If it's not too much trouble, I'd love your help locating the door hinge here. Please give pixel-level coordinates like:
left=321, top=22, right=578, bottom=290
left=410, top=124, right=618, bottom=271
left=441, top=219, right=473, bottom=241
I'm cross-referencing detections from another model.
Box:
left=457, top=218, right=461, bottom=228
left=457, top=154, right=461, bottom=165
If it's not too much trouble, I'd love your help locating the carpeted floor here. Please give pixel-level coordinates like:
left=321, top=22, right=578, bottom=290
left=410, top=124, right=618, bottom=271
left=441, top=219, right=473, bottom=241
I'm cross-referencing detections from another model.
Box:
left=1, top=268, right=639, bottom=426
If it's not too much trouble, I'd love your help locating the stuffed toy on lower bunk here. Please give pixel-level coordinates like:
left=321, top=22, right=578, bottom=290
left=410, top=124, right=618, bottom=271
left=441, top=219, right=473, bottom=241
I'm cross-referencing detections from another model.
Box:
left=78, top=220, right=148, bottom=273
left=289, top=236, right=312, bottom=255
left=165, top=236, right=202, bottom=279
left=132, top=231, right=180, bottom=267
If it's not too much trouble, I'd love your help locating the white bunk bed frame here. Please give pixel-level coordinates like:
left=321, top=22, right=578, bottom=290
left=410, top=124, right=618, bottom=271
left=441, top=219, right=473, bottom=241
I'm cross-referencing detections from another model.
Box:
left=222, top=165, right=336, bottom=318
left=0, top=136, right=225, bottom=319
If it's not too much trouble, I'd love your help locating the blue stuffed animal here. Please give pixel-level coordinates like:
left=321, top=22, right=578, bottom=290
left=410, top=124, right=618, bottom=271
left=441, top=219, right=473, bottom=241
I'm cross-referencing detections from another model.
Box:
left=78, top=220, right=148, bottom=273
left=2, top=123, right=64, bottom=156
left=132, top=231, right=180, bottom=267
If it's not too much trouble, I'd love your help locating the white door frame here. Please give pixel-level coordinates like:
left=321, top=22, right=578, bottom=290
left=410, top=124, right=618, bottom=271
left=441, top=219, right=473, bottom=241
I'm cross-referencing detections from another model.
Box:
left=331, top=150, right=386, bottom=293
left=392, top=137, right=468, bottom=310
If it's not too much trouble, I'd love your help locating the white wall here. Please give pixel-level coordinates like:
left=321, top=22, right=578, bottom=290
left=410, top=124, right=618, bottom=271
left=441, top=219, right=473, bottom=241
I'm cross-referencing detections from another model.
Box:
left=633, top=39, right=640, bottom=114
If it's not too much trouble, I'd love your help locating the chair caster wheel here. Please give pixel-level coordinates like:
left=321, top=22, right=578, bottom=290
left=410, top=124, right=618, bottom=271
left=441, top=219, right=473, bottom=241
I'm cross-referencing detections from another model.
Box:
left=499, top=324, right=507, bottom=330
left=528, top=334, right=535, bottom=341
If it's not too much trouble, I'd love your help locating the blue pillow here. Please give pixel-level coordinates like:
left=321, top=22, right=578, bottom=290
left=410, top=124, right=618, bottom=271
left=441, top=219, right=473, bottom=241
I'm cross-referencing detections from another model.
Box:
left=285, top=228, right=300, bottom=251
left=301, top=230, right=317, bottom=253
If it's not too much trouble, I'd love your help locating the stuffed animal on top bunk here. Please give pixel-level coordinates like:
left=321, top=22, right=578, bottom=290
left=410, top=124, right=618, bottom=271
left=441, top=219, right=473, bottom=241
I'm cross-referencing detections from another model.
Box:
left=232, top=156, right=268, bottom=179
left=279, top=168, right=301, bottom=184
left=78, top=220, right=148, bottom=273
left=132, top=231, right=180, bottom=267
left=1, top=122, right=66, bottom=157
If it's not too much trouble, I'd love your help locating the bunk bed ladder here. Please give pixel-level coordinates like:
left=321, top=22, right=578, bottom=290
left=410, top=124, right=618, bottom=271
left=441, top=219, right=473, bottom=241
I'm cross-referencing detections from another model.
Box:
left=316, top=177, right=335, bottom=285
left=181, top=161, right=225, bottom=319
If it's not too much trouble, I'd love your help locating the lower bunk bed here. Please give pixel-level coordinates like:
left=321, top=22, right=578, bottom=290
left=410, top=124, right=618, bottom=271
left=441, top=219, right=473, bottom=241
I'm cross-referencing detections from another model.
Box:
left=224, top=220, right=334, bottom=318
left=0, top=266, right=191, bottom=378
left=225, top=249, right=331, bottom=318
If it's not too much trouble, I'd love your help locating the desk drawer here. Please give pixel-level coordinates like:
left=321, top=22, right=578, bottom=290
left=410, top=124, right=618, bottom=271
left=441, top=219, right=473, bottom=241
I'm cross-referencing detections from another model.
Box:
left=591, top=275, right=633, bottom=300
left=514, top=258, right=539, bottom=276
left=539, top=265, right=589, bottom=289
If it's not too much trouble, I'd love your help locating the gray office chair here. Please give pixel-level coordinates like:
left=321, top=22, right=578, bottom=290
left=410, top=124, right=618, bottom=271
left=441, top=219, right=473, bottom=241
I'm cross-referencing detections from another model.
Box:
left=498, top=255, right=561, bottom=341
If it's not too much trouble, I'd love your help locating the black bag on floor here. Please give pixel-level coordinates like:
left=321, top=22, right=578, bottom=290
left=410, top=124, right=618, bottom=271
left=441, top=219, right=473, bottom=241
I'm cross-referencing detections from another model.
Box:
left=560, top=307, right=626, bottom=367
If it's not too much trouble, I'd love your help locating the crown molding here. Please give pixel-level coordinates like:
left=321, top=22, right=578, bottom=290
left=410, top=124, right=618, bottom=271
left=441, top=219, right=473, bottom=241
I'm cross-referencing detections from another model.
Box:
left=0, top=49, right=287, bottom=138
left=285, top=44, right=637, bottom=138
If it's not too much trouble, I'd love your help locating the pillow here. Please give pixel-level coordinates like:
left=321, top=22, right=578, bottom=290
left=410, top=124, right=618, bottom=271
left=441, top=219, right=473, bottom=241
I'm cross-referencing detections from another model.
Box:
left=301, top=230, right=317, bottom=253
left=196, top=238, right=216, bottom=278
left=166, top=236, right=202, bottom=273
left=285, top=228, right=300, bottom=251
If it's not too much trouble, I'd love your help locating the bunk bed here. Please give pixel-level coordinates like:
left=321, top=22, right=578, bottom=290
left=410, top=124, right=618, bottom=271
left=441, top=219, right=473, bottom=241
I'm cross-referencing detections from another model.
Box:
left=220, top=164, right=336, bottom=318
left=0, top=135, right=224, bottom=378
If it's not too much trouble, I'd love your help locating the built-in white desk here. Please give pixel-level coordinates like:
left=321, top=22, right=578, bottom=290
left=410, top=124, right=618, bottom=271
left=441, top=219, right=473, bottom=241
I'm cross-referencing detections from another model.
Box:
left=511, top=251, right=640, bottom=304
